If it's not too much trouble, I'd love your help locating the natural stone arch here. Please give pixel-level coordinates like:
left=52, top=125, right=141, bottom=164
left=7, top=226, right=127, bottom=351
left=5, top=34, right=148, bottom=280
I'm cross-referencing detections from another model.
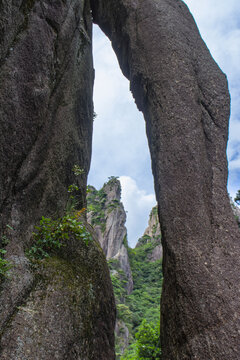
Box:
left=0, top=0, right=239, bottom=359
left=91, top=0, right=240, bottom=358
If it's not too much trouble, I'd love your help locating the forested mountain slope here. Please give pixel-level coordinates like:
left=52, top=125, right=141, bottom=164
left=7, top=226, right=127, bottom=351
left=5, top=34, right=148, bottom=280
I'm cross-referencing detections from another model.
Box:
left=87, top=178, right=162, bottom=358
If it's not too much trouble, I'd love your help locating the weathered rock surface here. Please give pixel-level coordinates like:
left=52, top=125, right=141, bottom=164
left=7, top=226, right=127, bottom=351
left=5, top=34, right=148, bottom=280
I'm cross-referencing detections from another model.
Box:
left=143, top=206, right=161, bottom=240
left=115, top=319, right=130, bottom=357
left=0, top=1, right=115, bottom=358
left=0, top=226, right=116, bottom=360
left=139, top=205, right=162, bottom=261
left=87, top=178, right=133, bottom=294
left=1, top=0, right=240, bottom=358
left=91, top=0, right=240, bottom=358
left=88, top=181, right=162, bottom=358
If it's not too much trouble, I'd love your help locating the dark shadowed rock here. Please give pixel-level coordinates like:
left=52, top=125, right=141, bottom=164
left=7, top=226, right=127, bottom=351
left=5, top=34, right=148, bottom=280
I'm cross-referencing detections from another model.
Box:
left=0, top=226, right=115, bottom=360
left=91, top=0, right=240, bottom=358
left=0, top=0, right=115, bottom=358
left=1, top=0, right=240, bottom=358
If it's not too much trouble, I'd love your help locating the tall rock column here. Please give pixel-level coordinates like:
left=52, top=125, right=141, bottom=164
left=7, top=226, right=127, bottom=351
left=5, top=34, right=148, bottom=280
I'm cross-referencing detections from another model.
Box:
left=91, top=0, right=240, bottom=358
left=0, top=1, right=115, bottom=358
left=87, top=178, right=133, bottom=294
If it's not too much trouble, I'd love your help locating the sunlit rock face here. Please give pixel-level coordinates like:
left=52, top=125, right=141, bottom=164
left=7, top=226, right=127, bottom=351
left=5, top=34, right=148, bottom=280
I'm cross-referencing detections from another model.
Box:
left=91, top=0, right=240, bottom=358
left=87, top=178, right=133, bottom=294
left=139, top=205, right=162, bottom=262
left=0, top=1, right=115, bottom=358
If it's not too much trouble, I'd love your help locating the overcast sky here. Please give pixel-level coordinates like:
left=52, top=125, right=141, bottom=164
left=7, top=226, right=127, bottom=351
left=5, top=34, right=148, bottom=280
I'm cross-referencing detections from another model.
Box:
left=88, top=0, right=240, bottom=247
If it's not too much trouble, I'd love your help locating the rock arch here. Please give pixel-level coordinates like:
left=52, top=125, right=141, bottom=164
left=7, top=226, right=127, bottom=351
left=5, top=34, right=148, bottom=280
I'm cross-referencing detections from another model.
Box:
left=91, top=0, right=240, bottom=358
left=0, top=0, right=239, bottom=359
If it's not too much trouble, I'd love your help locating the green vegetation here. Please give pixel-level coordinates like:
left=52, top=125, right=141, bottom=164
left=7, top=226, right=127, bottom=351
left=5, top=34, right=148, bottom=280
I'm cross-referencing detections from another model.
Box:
left=65, top=165, right=85, bottom=213
left=72, top=165, right=85, bottom=176
left=126, top=242, right=162, bottom=329
left=87, top=177, right=121, bottom=233
left=87, top=186, right=107, bottom=232
left=0, top=248, right=11, bottom=279
left=107, top=176, right=120, bottom=186
left=87, top=179, right=161, bottom=358
left=121, top=319, right=161, bottom=359
left=108, top=259, right=128, bottom=302
left=117, top=303, right=133, bottom=328
left=27, top=165, right=91, bottom=260
left=26, top=214, right=92, bottom=260
left=0, top=225, right=14, bottom=280
left=234, top=189, right=240, bottom=205
left=109, top=240, right=162, bottom=359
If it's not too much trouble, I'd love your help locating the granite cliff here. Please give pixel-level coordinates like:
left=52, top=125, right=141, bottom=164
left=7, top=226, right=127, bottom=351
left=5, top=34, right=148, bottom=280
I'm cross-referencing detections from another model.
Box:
left=91, top=0, right=240, bottom=358
left=87, top=177, right=133, bottom=294
left=0, top=1, right=115, bottom=358
left=0, top=0, right=240, bottom=358
left=87, top=179, right=162, bottom=358
left=139, top=205, right=162, bottom=262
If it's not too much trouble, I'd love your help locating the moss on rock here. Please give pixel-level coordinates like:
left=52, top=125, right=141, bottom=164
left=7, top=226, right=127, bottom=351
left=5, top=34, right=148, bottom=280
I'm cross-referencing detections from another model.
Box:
left=0, top=227, right=116, bottom=359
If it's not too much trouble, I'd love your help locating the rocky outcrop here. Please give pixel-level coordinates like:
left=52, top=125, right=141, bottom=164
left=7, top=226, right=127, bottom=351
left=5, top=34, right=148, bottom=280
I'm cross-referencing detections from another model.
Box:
left=0, top=1, right=115, bottom=358
left=1, top=0, right=240, bottom=358
left=143, top=206, right=161, bottom=240
left=88, top=182, right=162, bottom=358
left=139, top=205, right=162, bottom=262
left=115, top=320, right=130, bottom=357
left=91, top=1, right=240, bottom=358
left=87, top=178, right=133, bottom=294
left=0, top=225, right=115, bottom=359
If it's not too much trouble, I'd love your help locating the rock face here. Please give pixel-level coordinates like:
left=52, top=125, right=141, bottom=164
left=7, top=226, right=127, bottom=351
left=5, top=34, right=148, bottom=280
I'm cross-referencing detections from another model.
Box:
left=0, top=1, right=115, bottom=358
left=87, top=178, right=134, bottom=357
left=1, top=0, right=240, bottom=358
left=91, top=0, right=240, bottom=358
left=0, top=226, right=115, bottom=360
left=114, top=320, right=130, bottom=357
left=88, top=181, right=162, bottom=358
left=139, top=205, right=162, bottom=262
left=87, top=178, right=133, bottom=294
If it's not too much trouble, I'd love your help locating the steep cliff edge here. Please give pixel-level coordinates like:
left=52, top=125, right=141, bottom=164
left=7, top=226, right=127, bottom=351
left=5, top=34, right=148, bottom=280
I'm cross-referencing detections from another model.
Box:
left=0, top=1, right=115, bottom=358
left=87, top=177, right=133, bottom=294
left=87, top=181, right=162, bottom=358
left=138, top=205, right=162, bottom=262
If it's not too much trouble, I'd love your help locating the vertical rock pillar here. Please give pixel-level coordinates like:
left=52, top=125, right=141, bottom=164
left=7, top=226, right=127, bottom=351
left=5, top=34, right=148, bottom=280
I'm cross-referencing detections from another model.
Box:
left=91, top=0, right=240, bottom=358
left=0, top=1, right=116, bottom=358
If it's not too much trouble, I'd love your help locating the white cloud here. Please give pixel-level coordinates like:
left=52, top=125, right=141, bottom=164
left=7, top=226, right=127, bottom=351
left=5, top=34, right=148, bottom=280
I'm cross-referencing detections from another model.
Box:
left=119, top=176, right=156, bottom=247
left=89, top=26, right=154, bottom=204
left=229, top=157, right=240, bottom=171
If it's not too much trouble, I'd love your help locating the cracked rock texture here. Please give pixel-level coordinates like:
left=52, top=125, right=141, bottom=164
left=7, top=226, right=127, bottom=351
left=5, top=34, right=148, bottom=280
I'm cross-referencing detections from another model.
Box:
left=87, top=179, right=133, bottom=294
left=1, top=0, right=240, bottom=358
left=0, top=1, right=115, bottom=358
left=91, top=0, right=240, bottom=358
left=138, top=206, right=162, bottom=262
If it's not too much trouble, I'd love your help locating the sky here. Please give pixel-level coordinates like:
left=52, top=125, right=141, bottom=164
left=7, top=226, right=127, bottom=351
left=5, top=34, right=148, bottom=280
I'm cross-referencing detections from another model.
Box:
left=88, top=0, right=240, bottom=247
